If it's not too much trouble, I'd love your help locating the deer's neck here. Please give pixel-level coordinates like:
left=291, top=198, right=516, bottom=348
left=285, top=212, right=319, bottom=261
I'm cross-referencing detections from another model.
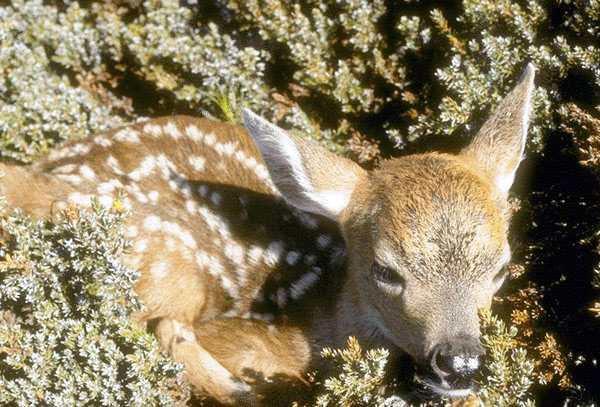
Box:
left=313, top=275, right=397, bottom=352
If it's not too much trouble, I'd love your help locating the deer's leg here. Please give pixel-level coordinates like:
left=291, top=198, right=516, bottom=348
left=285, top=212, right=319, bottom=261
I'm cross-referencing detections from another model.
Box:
left=156, top=319, right=258, bottom=406
left=156, top=317, right=314, bottom=406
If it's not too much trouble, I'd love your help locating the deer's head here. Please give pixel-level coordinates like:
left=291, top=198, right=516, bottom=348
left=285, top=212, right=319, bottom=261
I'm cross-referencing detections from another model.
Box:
left=243, top=64, right=535, bottom=397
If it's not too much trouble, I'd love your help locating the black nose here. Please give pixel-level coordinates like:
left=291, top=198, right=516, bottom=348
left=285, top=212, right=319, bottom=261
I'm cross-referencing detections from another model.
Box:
left=429, top=335, right=485, bottom=388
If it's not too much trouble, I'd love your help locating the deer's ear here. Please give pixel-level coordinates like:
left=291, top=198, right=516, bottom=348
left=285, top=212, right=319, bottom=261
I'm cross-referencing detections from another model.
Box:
left=460, top=63, right=535, bottom=194
left=242, top=109, right=366, bottom=219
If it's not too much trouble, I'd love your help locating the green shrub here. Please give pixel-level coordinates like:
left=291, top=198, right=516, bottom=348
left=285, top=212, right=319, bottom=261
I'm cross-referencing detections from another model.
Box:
left=2, top=0, right=599, bottom=158
left=313, top=309, right=535, bottom=407
left=315, top=337, right=390, bottom=407
left=477, top=308, right=535, bottom=407
left=0, top=199, right=190, bottom=406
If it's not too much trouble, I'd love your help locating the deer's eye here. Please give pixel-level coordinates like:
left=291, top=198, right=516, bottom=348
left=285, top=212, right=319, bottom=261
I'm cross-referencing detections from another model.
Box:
left=372, top=262, right=404, bottom=286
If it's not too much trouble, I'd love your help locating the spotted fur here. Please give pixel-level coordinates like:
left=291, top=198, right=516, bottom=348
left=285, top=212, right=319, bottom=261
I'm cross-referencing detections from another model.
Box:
left=0, top=65, right=536, bottom=405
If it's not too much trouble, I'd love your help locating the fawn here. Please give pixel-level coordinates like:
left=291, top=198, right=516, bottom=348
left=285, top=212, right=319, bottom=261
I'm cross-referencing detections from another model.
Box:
left=0, top=64, right=535, bottom=405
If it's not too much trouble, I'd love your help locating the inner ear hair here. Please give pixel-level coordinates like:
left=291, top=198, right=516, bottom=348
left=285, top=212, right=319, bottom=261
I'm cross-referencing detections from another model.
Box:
left=460, top=63, right=535, bottom=194
left=242, top=109, right=366, bottom=218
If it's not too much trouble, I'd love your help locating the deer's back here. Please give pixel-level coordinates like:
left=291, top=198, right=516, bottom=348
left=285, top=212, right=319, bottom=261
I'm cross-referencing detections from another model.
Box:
left=20, top=116, right=345, bottom=326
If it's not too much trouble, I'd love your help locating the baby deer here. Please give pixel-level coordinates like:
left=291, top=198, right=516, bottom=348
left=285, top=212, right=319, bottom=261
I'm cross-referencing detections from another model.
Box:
left=0, top=64, right=535, bottom=405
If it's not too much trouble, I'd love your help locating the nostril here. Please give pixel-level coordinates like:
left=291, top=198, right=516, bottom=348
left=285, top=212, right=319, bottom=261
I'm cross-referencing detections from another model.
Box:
left=429, top=346, right=454, bottom=378
left=435, top=352, right=455, bottom=376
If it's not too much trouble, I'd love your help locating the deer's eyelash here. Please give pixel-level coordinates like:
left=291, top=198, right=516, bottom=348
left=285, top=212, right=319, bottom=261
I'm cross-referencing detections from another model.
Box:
left=371, top=262, right=405, bottom=286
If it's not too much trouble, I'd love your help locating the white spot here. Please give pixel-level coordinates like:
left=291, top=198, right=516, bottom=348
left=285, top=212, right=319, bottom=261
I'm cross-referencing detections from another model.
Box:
left=98, top=179, right=123, bottom=195
left=210, top=192, right=222, bottom=206
left=98, top=195, right=113, bottom=208
left=247, top=246, right=264, bottom=266
left=254, top=164, right=269, bottom=180
left=121, top=197, right=133, bottom=211
left=195, top=251, right=211, bottom=269
left=276, top=287, right=287, bottom=308
left=225, top=242, right=245, bottom=265
left=97, top=182, right=114, bottom=195
left=198, top=206, right=230, bottom=237
left=79, top=165, right=96, bottom=180
left=151, top=262, right=169, bottom=279
left=244, top=156, right=258, bottom=168
left=164, top=122, right=182, bottom=139
left=161, top=221, right=182, bottom=236
left=134, top=239, right=148, bottom=253
left=188, top=155, right=206, bottom=172
left=285, top=251, right=301, bottom=266
left=249, top=312, right=274, bottom=322
left=316, top=234, right=332, bottom=250
left=264, top=241, right=284, bottom=266
left=179, top=230, right=197, bottom=249
left=56, top=174, right=83, bottom=185
left=114, top=128, right=140, bottom=143
left=126, top=183, right=149, bottom=203
left=143, top=215, right=161, bottom=232
left=197, top=184, right=208, bottom=197
left=180, top=184, right=192, bottom=197
left=203, top=132, right=216, bottom=146
left=94, top=136, right=113, bottom=147
left=128, top=156, right=156, bottom=181
left=166, top=238, right=177, bottom=250
left=195, top=251, right=238, bottom=299
left=143, top=123, right=162, bottom=137
left=46, top=149, right=67, bottom=161
left=224, top=142, right=237, bottom=156
left=238, top=195, right=249, bottom=206
left=125, top=225, right=138, bottom=238
left=160, top=221, right=197, bottom=249
left=232, top=149, right=278, bottom=193
left=222, top=309, right=242, bottom=318
left=215, top=141, right=237, bottom=157
left=155, top=154, right=181, bottom=180
left=293, top=209, right=319, bottom=230
left=70, top=143, right=92, bottom=156
left=52, top=164, right=77, bottom=174
left=106, top=155, right=124, bottom=175
left=451, top=356, right=480, bottom=372
left=148, top=190, right=160, bottom=203
left=68, top=192, right=92, bottom=207
left=185, top=125, right=204, bottom=142
left=290, top=271, right=320, bottom=300
left=185, top=199, right=197, bottom=214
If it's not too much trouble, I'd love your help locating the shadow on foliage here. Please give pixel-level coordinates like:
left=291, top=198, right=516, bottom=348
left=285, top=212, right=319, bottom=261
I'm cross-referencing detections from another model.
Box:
left=524, top=129, right=600, bottom=406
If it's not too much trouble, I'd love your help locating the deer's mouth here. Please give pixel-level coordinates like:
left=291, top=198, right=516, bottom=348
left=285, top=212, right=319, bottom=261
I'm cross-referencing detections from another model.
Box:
left=411, top=364, right=478, bottom=401
left=417, top=377, right=475, bottom=398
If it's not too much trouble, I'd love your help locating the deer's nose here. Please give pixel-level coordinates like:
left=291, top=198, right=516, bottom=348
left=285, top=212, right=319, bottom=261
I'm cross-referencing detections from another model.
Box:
left=429, top=335, right=485, bottom=388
